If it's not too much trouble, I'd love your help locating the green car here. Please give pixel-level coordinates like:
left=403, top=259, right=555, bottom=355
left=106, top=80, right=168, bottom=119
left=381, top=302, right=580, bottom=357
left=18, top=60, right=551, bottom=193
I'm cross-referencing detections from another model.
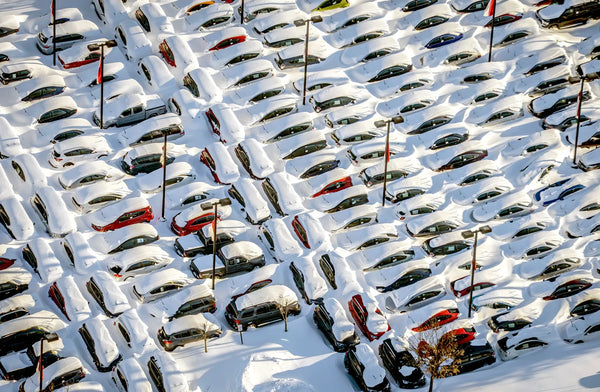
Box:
left=313, top=0, right=349, bottom=12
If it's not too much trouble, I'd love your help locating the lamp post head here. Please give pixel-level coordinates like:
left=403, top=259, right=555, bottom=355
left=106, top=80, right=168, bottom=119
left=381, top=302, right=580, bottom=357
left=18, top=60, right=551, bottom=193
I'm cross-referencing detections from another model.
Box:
left=461, top=230, right=474, bottom=239
left=201, top=198, right=232, bottom=210
left=310, top=15, right=323, bottom=23
left=87, top=39, right=117, bottom=51
left=293, top=19, right=306, bottom=27
left=479, top=225, right=492, bottom=234
left=294, top=15, right=323, bottom=26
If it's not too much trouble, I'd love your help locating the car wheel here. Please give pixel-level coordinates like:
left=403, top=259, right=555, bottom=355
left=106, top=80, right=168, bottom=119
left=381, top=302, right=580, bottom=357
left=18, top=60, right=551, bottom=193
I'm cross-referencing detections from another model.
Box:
left=149, top=113, right=159, bottom=118
left=63, top=162, right=74, bottom=167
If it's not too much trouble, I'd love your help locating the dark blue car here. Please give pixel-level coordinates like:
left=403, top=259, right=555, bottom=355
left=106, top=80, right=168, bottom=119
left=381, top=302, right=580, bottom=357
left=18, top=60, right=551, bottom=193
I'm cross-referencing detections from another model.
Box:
left=542, top=184, right=586, bottom=207
left=425, top=32, right=463, bottom=49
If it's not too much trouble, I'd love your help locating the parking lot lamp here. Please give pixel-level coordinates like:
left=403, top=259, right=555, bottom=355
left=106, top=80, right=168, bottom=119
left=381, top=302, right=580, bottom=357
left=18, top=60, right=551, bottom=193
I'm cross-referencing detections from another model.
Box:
left=201, top=198, right=232, bottom=290
left=461, top=225, right=492, bottom=317
left=52, top=0, right=56, bottom=66
left=374, top=116, right=404, bottom=207
left=87, top=40, right=117, bottom=130
left=570, top=63, right=599, bottom=166
left=293, top=16, right=323, bottom=106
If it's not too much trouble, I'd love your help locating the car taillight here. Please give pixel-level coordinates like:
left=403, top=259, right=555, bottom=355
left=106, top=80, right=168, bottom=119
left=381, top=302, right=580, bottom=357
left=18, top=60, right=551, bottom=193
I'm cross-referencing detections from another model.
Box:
left=114, top=273, right=122, bottom=278
left=91, top=224, right=102, bottom=231
left=163, top=340, right=172, bottom=345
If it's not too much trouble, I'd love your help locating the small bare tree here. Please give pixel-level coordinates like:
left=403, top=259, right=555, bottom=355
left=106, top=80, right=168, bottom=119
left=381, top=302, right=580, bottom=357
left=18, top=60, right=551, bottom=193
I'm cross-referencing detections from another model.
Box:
left=277, top=297, right=294, bottom=333
left=202, top=323, right=210, bottom=353
left=409, top=323, right=464, bottom=392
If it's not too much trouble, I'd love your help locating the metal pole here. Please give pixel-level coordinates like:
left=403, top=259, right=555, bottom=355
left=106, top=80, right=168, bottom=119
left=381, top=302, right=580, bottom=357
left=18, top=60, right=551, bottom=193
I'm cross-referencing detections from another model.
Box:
left=382, top=120, right=391, bottom=207
left=302, top=20, right=310, bottom=106
left=100, top=44, right=104, bottom=130
left=211, top=203, right=218, bottom=290
left=467, top=231, right=478, bottom=318
left=488, top=1, right=496, bottom=62
left=52, top=0, right=56, bottom=66
left=161, top=131, right=167, bottom=220
left=240, top=0, right=245, bottom=24
left=573, top=76, right=585, bottom=166
left=39, top=338, right=44, bottom=392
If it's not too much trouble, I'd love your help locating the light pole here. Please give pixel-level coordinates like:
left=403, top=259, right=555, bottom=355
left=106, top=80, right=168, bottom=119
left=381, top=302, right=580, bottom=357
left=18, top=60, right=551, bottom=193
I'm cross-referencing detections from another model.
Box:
left=161, top=131, right=168, bottom=221
left=461, top=225, right=492, bottom=318
left=87, top=40, right=117, bottom=130
left=52, top=0, right=56, bottom=67
left=293, top=16, right=323, bottom=106
left=570, top=63, right=599, bottom=167
left=240, top=0, right=245, bottom=24
left=374, top=116, right=404, bottom=207
left=201, top=198, right=232, bottom=290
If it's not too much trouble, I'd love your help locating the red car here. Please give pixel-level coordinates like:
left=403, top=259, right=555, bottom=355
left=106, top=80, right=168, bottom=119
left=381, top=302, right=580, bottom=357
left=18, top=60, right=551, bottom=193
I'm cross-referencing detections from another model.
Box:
left=348, top=294, right=390, bottom=341
left=312, top=176, right=353, bottom=198
left=411, top=308, right=460, bottom=332
left=0, top=257, right=15, bottom=270
left=209, top=35, right=246, bottom=51
left=159, top=39, right=176, bottom=67
left=450, top=276, right=496, bottom=298
left=442, top=326, right=476, bottom=345
left=90, top=197, right=153, bottom=232
left=58, top=46, right=102, bottom=69
left=48, top=282, right=70, bottom=321
left=543, top=279, right=592, bottom=301
left=291, top=216, right=310, bottom=248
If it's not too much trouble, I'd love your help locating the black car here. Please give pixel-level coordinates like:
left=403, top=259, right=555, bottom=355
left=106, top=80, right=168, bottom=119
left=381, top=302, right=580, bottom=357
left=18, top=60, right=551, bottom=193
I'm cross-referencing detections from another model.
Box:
left=436, top=149, right=488, bottom=171
left=536, top=0, right=600, bottom=29
left=570, top=298, right=600, bottom=317
left=368, top=64, right=413, bottom=82
left=422, top=238, right=471, bottom=256
left=376, top=268, right=432, bottom=293
left=299, top=160, right=340, bottom=179
left=78, top=321, right=122, bottom=372
left=313, top=298, right=360, bottom=352
left=38, top=107, right=77, bottom=124
left=454, top=341, right=496, bottom=373
left=345, top=344, right=391, bottom=392
left=120, top=145, right=176, bottom=175
left=21, top=86, right=65, bottom=102
left=488, top=312, right=531, bottom=332
left=325, top=194, right=369, bottom=214
left=403, top=0, right=438, bottom=11
left=379, top=338, right=426, bottom=389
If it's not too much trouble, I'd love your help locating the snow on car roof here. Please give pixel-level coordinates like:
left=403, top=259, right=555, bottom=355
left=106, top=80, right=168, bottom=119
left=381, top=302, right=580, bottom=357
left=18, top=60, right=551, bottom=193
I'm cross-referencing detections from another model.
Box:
left=137, top=161, right=195, bottom=192
left=91, top=78, right=144, bottom=101
left=324, top=297, right=355, bottom=341
left=220, top=241, right=263, bottom=260
left=114, top=357, right=152, bottom=392
left=386, top=276, right=444, bottom=308
left=201, top=219, right=248, bottom=238
left=134, top=268, right=192, bottom=295
left=0, top=294, right=34, bottom=315
left=25, top=237, right=62, bottom=282
left=53, top=135, right=108, bottom=155
left=83, top=316, right=120, bottom=365
left=232, top=76, right=285, bottom=104
left=55, top=275, right=91, bottom=320
left=265, top=24, right=318, bottom=45
left=247, top=111, right=313, bottom=142
left=0, top=196, right=33, bottom=240
left=106, top=244, right=172, bottom=270
left=335, top=222, right=398, bottom=250
left=236, top=284, right=298, bottom=310
left=15, top=74, right=65, bottom=97
left=238, top=95, right=297, bottom=126
left=148, top=352, right=189, bottom=392
left=162, top=35, right=198, bottom=71
left=206, top=39, right=263, bottom=68
left=519, top=248, right=582, bottom=279
left=163, top=312, right=219, bottom=336
left=116, top=309, right=151, bottom=348
left=313, top=183, right=369, bottom=210
left=354, top=343, right=386, bottom=387
left=406, top=209, right=462, bottom=236
left=292, top=256, right=328, bottom=300
left=0, top=310, right=65, bottom=338
left=32, top=186, right=77, bottom=236
left=320, top=203, right=377, bottom=232
left=37, top=117, right=94, bottom=139
left=24, top=357, right=84, bottom=390
left=328, top=19, right=390, bottom=49
left=366, top=258, right=431, bottom=287
left=261, top=218, right=303, bottom=257
left=26, top=95, right=77, bottom=118
left=253, top=9, right=307, bottom=33
left=195, top=26, right=246, bottom=50
left=348, top=237, right=415, bottom=270
left=91, top=196, right=150, bottom=227
left=40, top=19, right=98, bottom=38
left=166, top=181, right=220, bottom=209
left=91, top=272, right=130, bottom=315
left=265, top=172, right=305, bottom=214
left=161, top=282, right=213, bottom=313
left=96, top=223, right=158, bottom=254
left=58, top=160, right=120, bottom=188
left=277, top=38, right=336, bottom=61
left=63, top=231, right=96, bottom=271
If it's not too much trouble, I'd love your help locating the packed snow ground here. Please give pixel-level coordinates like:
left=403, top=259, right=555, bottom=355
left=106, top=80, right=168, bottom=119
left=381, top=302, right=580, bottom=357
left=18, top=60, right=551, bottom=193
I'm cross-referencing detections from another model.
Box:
left=1, top=0, right=600, bottom=391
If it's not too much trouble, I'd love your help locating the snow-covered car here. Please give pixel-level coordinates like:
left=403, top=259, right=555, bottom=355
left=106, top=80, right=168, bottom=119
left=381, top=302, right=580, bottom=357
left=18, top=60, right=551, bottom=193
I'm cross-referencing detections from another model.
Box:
left=471, top=288, right=524, bottom=312
left=384, top=276, right=446, bottom=313
left=370, top=69, right=435, bottom=98
left=565, top=212, right=600, bottom=238
left=204, top=38, right=263, bottom=68
left=22, top=237, right=63, bottom=283
left=92, top=0, right=127, bottom=26
left=346, top=137, right=406, bottom=167
left=348, top=238, right=416, bottom=271
left=114, top=19, right=153, bottom=61
left=79, top=316, right=122, bottom=372
left=358, top=156, right=421, bottom=188
left=240, top=0, right=296, bottom=22
left=191, top=26, right=247, bottom=52
left=168, top=88, right=203, bottom=119
left=348, top=294, right=391, bottom=341
left=37, top=117, right=96, bottom=145
left=258, top=218, right=303, bottom=263
left=422, top=231, right=472, bottom=257
left=36, top=19, right=101, bottom=55
left=205, top=103, right=244, bottom=144
left=48, top=276, right=92, bottom=322
left=132, top=268, right=194, bottom=303
left=394, top=193, right=445, bottom=221
left=562, top=310, right=600, bottom=344
left=234, top=138, right=275, bottom=179
left=529, top=83, right=592, bottom=118
left=287, top=211, right=330, bottom=250
left=94, top=223, right=159, bottom=255
left=274, top=38, right=335, bottom=70
left=86, top=271, right=130, bottom=317
left=320, top=204, right=378, bottom=232
left=184, top=3, right=234, bottom=31
left=327, top=19, right=391, bottom=49
left=519, top=248, right=583, bottom=281
left=405, top=209, right=463, bottom=237
left=112, top=358, right=152, bottom=392
left=166, top=182, right=221, bottom=210
left=183, top=68, right=220, bottom=104
left=228, top=179, right=271, bottom=224
left=113, top=309, right=152, bottom=349
left=201, top=142, right=240, bottom=185
left=377, top=89, right=436, bottom=118
left=330, top=120, right=387, bottom=146
left=121, top=142, right=179, bottom=176
left=137, top=55, right=177, bottom=93
left=451, top=176, right=513, bottom=205
left=158, top=282, right=216, bottom=320
left=264, top=24, right=318, bottom=48
left=30, top=186, right=77, bottom=238
left=57, top=40, right=107, bottom=69
left=471, top=191, right=534, bottom=222
left=578, top=146, right=600, bottom=171
left=19, top=357, right=86, bottom=392
left=106, top=244, right=172, bottom=280
left=565, top=121, right=600, bottom=147
left=92, top=92, right=167, bottom=128
left=270, top=129, right=327, bottom=162
left=174, top=219, right=245, bottom=258
left=58, top=161, right=123, bottom=190
left=78, top=61, right=126, bottom=87
left=170, top=197, right=232, bottom=236
left=0, top=195, right=34, bottom=241
left=159, top=36, right=199, bottom=80
left=345, top=343, right=391, bottom=392
left=367, top=259, right=432, bottom=293
left=25, top=95, right=77, bottom=124
left=12, top=74, right=65, bottom=104
left=70, top=180, right=131, bottom=214
left=89, top=196, right=153, bottom=232
left=252, top=8, right=307, bottom=34
left=289, top=256, right=329, bottom=303
left=503, top=231, right=564, bottom=260
left=333, top=223, right=398, bottom=252
left=262, top=172, right=305, bottom=216
left=48, top=135, right=110, bottom=168
left=119, top=113, right=184, bottom=147
left=136, top=162, right=196, bottom=193
left=313, top=297, right=360, bottom=352
left=90, top=78, right=145, bottom=102
left=157, top=312, right=222, bottom=351
left=496, top=326, right=552, bottom=361
left=60, top=232, right=97, bottom=272
left=384, top=175, right=433, bottom=204
left=340, top=35, right=400, bottom=67
left=230, top=76, right=285, bottom=106
left=134, top=2, right=175, bottom=39
left=146, top=352, right=189, bottom=392
left=286, top=152, right=340, bottom=180
left=214, top=58, right=274, bottom=90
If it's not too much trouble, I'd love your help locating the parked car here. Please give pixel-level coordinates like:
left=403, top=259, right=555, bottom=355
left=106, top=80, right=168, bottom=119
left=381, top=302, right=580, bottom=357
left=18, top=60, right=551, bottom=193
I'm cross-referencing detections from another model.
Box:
left=36, top=19, right=100, bottom=54
left=224, top=284, right=300, bottom=330
left=90, top=197, right=152, bottom=232
left=0, top=196, right=34, bottom=241
left=190, top=241, right=265, bottom=279
left=134, top=2, right=175, bottom=38
left=158, top=36, right=198, bottom=79
left=170, top=198, right=232, bottom=236
left=379, top=337, right=426, bottom=388
left=106, top=244, right=171, bottom=280
left=57, top=40, right=106, bottom=69
left=160, top=283, right=216, bottom=321
left=94, top=223, right=159, bottom=255
left=48, top=276, right=91, bottom=322
left=121, top=142, right=177, bottom=175
left=86, top=272, right=130, bottom=317
left=113, top=19, right=153, bottom=61
left=19, top=357, right=86, bottom=392
left=536, top=0, right=600, bottom=28
left=79, top=317, right=121, bottom=372
left=26, top=95, right=77, bottom=124
left=0, top=268, right=31, bottom=302
left=48, top=135, right=109, bottom=168
left=313, top=297, right=360, bottom=352
left=21, top=237, right=62, bottom=283
left=262, top=172, right=304, bottom=216
left=111, top=358, right=152, bottom=392
left=157, top=312, right=221, bottom=351
left=113, top=309, right=151, bottom=349
left=496, top=326, right=551, bottom=360
left=30, top=186, right=77, bottom=238
left=0, top=310, right=64, bottom=357
left=234, top=139, right=274, bottom=179
left=563, top=310, right=600, bottom=343
left=344, top=343, right=391, bottom=392
left=58, top=161, right=123, bottom=190
left=348, top=294, right=390, bottom=341
left=384, top=276, right=446, bottom=313
left=578, top=146, right=600, bottom=171
left=289, top=257, right=328, bottom=303
left=137, top=55, right=176, bottom=93
left=205, top=104, right=244, bottom=144
left=200, top=143, right=240, bottom=185
left=258, top=218, right=303, bottom=262
left=15, top=75, right=65, bottom=103
left=146, top=353, right=188, bottom=392
left=136, top=162, right=196, bottom=193
left=119, top=113, right=184, bottom=147
left=60, top=232, right=96, bottom=272
left=453, top=341, right=496, bottom=373
left=185, top=3, right=234, bottom=31
left=132, top=268, right=194, bottom=303
left=174, top=220, right=240, bottom=258
left=228, top=179, right=271, bottom=224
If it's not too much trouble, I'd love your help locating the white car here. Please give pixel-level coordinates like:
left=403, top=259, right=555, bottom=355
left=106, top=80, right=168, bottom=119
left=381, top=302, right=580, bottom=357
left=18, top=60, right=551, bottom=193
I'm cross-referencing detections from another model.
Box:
left=135, top=2, right=175, bottom=39
left=118, top=113, right=184, bottom=147
left=137, top=55, right=176, bottom=93
left=37, top=117, right=96, bottom=145
left=369, top=70, right=435, bottom=98
left=377, top=89, right=436, bottom=118
left=86, top=271, right=130, bottom=317
left=168, top=88, right=204, bottom=119
left=319, top=204, right=377, bottom=232
left=471, top=191, right=534, bottom=222
left=0, top=117, right=23, bottom=158
left=106, top=244, right=172, bottom=280
left=112, top=358, right=152, bottom=392
left=204, top=39, right=263, bottom=69
left=230, top=76, right=286, bottom=106
left=384, top=175, right=433, bottom=204
left=285, top=151, right=340, bottom=180
left=0, top=195, right=34, bottom=241
left=30, top=186, right=77, bottom=238
left=333, top=223, right=398, bottom=252
left=145, top=352, right=189, bottom=392
left=136, top=161, right=196, bottom=193
left=201, top=142, right=240, bottom=185
left=114, top=19, right=152, bottom=61
left=48, top=135, right=110, bottom=168
left=270, top=130, right=326, bottom=161
left=312, top=184, right=369, bottom=214
left=22, top=237, right=63, bottom=283
left=114, top=309, right=152, bottom=349
left=252, top=8, right=307, bottom=34
left=228, top=178, right=271, bottom=225
left=25, top=95, right=77, bottom=124
left=60, top=232, right=97, bottom=272
left=246, top=111, right=313, bottom=144
left=132, top=268, right=194, bottom=303
left=58, top=161, right=123, bottom=190
left=70, top=180, right=131, bottom=213
left=50, top=275, right=92, bottom=322
left=565, top=213, right=600, bottom=238
left=214, top=58, right=274, bottom=90
left=488, top=211, right=553, bottom=241
left=418, top=37, right=483, bottom=67
left=258, top=218, right=303, bottom=263
left=562, top=310, right=600, bottom=344
left=183, top=68, right=220, bottom=104
left=94, top=223, right=159, bottom=255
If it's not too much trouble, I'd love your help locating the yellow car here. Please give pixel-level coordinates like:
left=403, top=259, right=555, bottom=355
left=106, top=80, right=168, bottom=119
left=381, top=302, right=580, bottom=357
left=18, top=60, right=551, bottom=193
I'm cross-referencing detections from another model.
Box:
left=312, top=0, right=349, bottom=12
